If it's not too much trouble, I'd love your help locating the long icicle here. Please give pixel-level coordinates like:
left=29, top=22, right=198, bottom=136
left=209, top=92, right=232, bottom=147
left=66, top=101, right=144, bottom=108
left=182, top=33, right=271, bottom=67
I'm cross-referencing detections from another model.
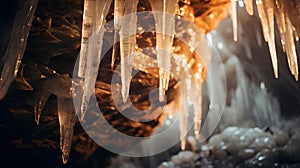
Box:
left=0, top=0, right=38, bottom=100
left=80, top=0, right=112, bottom=120
left=193, top=79, right=203, bottom=140
left=256, top=0, right=270, bottom=42
left=111, top=0, right=125, bottom=69
left=284, top=18, right=299, bottom=80
left=119, top=0, right=138, bottom=102
left=263, top=0, right=278, bottom=78
left=149, top=0, right=178, bottom=102
left=179, top=79, right=189, bottom=150
left=229, top=0, right=238, bottom=41
left=78, top=0, right=96, bottom=78
left=57, top=97, right=77, bottom=164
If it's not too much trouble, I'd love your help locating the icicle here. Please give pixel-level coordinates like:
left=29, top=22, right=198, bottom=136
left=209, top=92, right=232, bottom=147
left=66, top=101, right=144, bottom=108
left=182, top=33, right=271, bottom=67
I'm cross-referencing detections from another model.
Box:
left=256, top=0, right=269, bottom=42
left=34, top=86, right=50, bottom=125
left=229, top=0, right=238, bottom=41
left=0, top=0, right=38, bottom=100
left=179, top=79, right=189, bottom=150
left=284, top=18, right=299, bottom=81
left=193, top=80, right=203, bottom=140
left=149, top=0, right=178, bottom=102
left=57, top=97, right=77, bottom=164
left=263, top=0, right=278, bottom=78
left=274, top=1, right=286, bottom=52
left=119, top=0, right=138, bottom=102
left=111, top=0, right=125, bottom=69
left=244, top=0, right=254, bottom=15
left=80, top=0, right=112, bottom=120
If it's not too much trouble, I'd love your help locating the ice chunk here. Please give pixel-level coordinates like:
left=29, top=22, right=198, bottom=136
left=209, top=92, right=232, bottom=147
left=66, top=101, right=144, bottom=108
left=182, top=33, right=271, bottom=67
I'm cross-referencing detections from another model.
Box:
left=57, top=97, right=77, bottom=164
left=149, top=0, right=178, bottom=101
left=119, top=0, right=139, bottom=102
left=80, top=0, right=112, bottom=120
left=0, top=0, right=38, bottom=100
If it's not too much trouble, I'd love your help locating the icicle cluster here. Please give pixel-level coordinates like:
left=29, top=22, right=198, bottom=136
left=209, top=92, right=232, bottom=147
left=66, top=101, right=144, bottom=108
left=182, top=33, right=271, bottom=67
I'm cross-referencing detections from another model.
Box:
left=230, top=0, right=299, bottom=80
left=149, top=0, right=179, bottom=102
left=0, top=0, right=38, bottom=100
left=32, top=70, right=76, bottom=164
left=78, top=0, right=112, bottom=120
left=77, top=0, right=208, bottom=157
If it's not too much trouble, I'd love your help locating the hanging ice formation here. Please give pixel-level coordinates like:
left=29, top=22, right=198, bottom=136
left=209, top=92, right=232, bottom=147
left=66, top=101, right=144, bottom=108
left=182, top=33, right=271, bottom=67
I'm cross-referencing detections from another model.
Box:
left=34, top=84, right=51, bottom=125
left=57, top=97, right=77, bottom=164
left=79, top=0, right=112, bottom=120
left=149, top=0, right=179, bottom=102
left=229, top=0, right=299, bottom=80
left=0, top=0, right=38, bottom=100
left=229, top=0, right=238, bottom=41
left=119, top=0, right=139, bottom=102
left=111, top=0, right=125, bottom=69
left=31, top=67, right=76, bottom=164
left=256, top=0, right=278, bottom=78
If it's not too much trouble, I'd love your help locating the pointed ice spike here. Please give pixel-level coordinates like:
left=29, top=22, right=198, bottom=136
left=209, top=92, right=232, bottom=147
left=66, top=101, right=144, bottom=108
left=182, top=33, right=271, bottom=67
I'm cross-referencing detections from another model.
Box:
left=229, top=0, right=238, bottom=41
left=119, top=0, right=138, bottom=103
left=179, top=80, right=188, bottom=150
left=274, top=1, right=286, bottom=52
left=256, top=0, right=270, bottom=42
left=34, top=87, right=51, bottom=125
left=244, top=0, right=254, bottom=15
left=193, top=80, right=203, bottom=140
left=57, top=97, right=77, bottom=164
left=0, top=0, right=38, bottom=100
left=284, top=18, right=299, bottom=81
left=149, top=0, right=178, bottom=102
left=79, top=0, right=113, bottom=77
left=80, top=0, right=112, bottom=120
left=111, top=0, right=125, bottom=69
left=263, top=0, right=278, bottom=78
left=79, top=0, right=95, bottom=77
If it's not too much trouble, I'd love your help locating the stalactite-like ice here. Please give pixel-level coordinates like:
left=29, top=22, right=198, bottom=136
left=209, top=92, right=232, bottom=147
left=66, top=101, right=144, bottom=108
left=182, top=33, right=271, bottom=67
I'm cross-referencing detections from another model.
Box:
left=149, top=0, right=178, bottom=102
left=255, top=0, right=278, bottom=78
left=273, top=0, right=299, bottom=80
left=229, top=0, right=238, bottom=41
left=244, top=0, right=254, bottom=15
left=284, top=19, right=299, bottom=81
left=263, top=0, right=278, bottom=78
left=34, top=87, right=50, bottom=125
left=255, top=0, right=269, bottom=42
left=179, top=79, right=189, bottom=150
left=57, top=97, right=77, bottom=164
left=192, top=79, right=203, bottom=140
left=0, top=0, right=38, bottom=100
left=119, top=0, right=139, bottom=103
left=80, top=0, right=112, bottom=120
left=111, top=0, right=125, bottom=69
